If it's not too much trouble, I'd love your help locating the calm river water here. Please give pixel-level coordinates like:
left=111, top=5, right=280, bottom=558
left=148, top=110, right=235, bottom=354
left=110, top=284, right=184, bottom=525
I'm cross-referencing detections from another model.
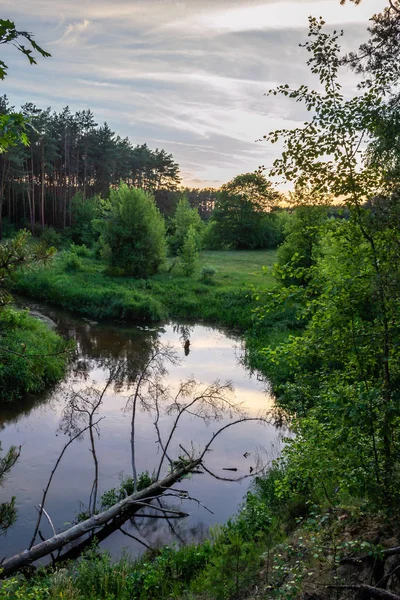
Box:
left=0, top=301, right=283, bottom=559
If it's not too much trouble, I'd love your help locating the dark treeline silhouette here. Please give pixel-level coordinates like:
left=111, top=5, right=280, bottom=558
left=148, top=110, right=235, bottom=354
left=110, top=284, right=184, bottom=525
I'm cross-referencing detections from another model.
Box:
left=182, top=187, right=218, bottom=220
left=0, top=96, right=181, bottom=237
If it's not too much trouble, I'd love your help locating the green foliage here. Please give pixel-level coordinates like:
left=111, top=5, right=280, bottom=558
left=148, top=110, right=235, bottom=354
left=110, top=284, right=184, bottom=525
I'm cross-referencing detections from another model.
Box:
left=196, top=529, right=262, bottom=600
left=274, top=206, right=328, bottom=286
left=0, top=19, right=50, bottom=81
left=69, top=193, right=102, bottom=247
left=0, top=113, right=28, bottom=153
left=10, top=250, right=278, bottom=330
left=63, top=251, right=83, bottom=271
left=69, top=242, right=91, bottom=257
left=0, top=19, right=50, bottom=153
left=0, top=307, right=70, bottom=402
left=0, top=544, right=213, bottom=600
left=0, top=230, right=56, bottom=301
left=168, top=196, right=204, bottom=255
left=211, top=172, right=281, bottom=250
left=179, top=225, right=199, bottom=276
left=199, top=265, right=216, bottom=285
left=40, top=226, right=63, bottom=249
left=100, top=472, right=154, bottom=509
left=104, top=185, right=167, bottom=278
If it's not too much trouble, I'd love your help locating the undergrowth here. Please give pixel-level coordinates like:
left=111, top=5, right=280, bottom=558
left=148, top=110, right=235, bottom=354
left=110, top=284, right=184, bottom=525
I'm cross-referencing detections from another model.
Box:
left=0, top=307, right=70, bottom=402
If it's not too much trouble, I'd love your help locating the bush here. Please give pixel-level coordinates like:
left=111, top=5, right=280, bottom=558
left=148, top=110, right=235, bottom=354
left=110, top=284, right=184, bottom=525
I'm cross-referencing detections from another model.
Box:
left=70, top=242, right=90, bottom=257
left=0, top=307, right=69, bottom=402
left=179, top=225, right=199, bottom=276
left=40, top=226, right=63, bottom=249
left=63, top=252, right=83, bottom=271
left=168, top=196, right=205, bottom=255
left=104, top=185, right=167, bottom=278
left=199, top=265, right=216, bottom=284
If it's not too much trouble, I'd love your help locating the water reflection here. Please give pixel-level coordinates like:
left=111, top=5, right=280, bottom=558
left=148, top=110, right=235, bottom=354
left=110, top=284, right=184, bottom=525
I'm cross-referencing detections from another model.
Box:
left=1, top=300, right=282, bottom=560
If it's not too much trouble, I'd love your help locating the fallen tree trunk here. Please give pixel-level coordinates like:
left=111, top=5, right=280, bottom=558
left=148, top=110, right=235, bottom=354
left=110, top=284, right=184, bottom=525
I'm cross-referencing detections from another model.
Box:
left=0, top=459, right=201, bottom=578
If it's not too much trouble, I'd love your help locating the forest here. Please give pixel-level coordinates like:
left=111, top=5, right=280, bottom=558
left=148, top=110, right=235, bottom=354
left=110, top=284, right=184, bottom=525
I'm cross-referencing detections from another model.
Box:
left=1, top=1, right=400, bottom=599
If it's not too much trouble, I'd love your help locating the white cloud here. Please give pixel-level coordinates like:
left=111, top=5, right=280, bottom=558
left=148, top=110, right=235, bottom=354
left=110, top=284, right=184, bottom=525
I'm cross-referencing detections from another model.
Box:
left=0, top=0, right=389, bottom=187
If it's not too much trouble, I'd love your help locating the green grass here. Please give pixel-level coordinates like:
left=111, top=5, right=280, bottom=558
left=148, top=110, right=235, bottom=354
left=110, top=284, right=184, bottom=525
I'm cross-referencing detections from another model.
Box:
left=198, top=250, right=277, bottom=289
left=0, top=307, right=70, bottom=402
left=10, top=250, right=277, bottom=329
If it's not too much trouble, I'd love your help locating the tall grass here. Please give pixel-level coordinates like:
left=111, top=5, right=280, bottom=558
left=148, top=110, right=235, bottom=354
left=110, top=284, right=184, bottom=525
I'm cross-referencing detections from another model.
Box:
left=0, top=307, right=69, bottom=402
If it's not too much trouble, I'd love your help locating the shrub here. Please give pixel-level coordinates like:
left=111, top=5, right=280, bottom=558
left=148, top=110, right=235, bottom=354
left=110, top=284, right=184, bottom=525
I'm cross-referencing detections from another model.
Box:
left=168, top=196, right=205, bottom=255
left=40, top=226, right=63, bottom=249
left=63, top=252, right=83, bottom=271
left=199, top=265, right=216, bottom=284
left=104, top=185, right=167, bottom=278
left=70, top=242, right=90, bottom=257
left=0, top=307, right=69, bottom=402
left=179, top=225, right=199, bottom=276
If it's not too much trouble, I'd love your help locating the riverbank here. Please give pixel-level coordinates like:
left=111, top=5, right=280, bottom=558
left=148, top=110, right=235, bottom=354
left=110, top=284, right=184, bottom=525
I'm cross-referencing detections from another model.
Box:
left=9, top=250, right=295, bottom=375
left=9, top=250, right=278, bottom=326
left=0, top=306, right=71, bottom=402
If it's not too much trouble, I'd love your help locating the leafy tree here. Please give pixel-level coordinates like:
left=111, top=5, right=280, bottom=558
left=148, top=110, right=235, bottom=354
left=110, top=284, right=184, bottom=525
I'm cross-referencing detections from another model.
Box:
left=104, top=184, right=167, bottom=278
left=275, top=205, right=328, bottom=286
left=179, top=225, right=199, bottom=276
left=263, top=14, right=400, bottom=501
left=69, top=192, right=102, bottom=246
left=168, top=196, right=204, bottom=255
left=0, top=229, right=55, bottom=304
left=0, top=20, right=50, bottom=154
left=211, top=172, right=280, bottom=249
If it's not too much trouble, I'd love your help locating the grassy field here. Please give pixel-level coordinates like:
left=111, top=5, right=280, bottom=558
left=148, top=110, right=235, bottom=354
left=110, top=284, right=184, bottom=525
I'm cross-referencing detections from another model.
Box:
left=10, top=250, right=278, bottom=328
left=197, top=250, right=277, bottom=289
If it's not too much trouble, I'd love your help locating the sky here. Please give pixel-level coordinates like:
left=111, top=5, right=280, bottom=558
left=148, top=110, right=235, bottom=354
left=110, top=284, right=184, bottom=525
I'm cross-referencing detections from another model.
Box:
left=1, top=0, right=389, bottom=188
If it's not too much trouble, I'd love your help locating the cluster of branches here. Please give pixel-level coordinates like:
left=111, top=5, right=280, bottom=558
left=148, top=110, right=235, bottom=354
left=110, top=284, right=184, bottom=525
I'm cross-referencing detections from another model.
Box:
left=0, top=96, right=181, bottom=236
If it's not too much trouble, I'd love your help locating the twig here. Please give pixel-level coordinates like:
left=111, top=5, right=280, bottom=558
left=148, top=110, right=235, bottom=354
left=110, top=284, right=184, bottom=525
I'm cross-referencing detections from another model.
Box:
left=119, top=527, right=153, bottom=550
left=36, top=505, right=56, bottom=537
left=28, top=417, right=104, bottom=550
left=134, top=501, right=187, bottom=517
left=202, top=463, right=262, bottom=483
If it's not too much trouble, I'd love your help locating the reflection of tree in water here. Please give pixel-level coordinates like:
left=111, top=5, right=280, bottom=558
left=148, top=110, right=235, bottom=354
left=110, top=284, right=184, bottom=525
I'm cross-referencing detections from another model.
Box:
left=66, top=321, right=162, bottom=390
left=129, top=509, right=209, bottom=548
left=0, top=384, right=62, bottom=431
left=0, top=302, right=163, bottom=429
left=172, top=323, right=195, bottom=356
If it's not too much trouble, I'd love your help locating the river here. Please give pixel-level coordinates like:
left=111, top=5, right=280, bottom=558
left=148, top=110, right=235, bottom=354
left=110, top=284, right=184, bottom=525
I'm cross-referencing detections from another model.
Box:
left=0, top=301, right=283, bottom=560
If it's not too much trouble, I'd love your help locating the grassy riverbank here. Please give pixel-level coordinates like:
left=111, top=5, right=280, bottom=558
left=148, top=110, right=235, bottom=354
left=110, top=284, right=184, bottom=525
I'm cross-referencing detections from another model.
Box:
left=10, top=250, right=277, bottom=325
left=0, top=307, right=71, bottom=402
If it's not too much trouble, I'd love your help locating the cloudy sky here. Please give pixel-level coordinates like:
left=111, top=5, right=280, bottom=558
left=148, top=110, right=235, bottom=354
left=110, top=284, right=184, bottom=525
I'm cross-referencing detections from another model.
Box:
left=1, top=0, right=388, bottom=187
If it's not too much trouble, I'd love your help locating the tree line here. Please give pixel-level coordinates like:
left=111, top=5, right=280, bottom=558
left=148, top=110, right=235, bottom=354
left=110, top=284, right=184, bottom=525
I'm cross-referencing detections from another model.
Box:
left=0, top=97, right=181, bottom=238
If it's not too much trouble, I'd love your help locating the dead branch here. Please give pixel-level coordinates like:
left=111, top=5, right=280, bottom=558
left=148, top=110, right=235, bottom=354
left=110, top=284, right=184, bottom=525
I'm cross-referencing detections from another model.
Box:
left=29, top=418, right=104, bottom=550
left=0, top=458, right=201, bottom=578
left=156, top=379, right=238, bottom=479
left=199, top=417, right=270, bottom=461
left=119, top=526, right=153, bottom=550
left=36, top=505, right=56, bottom=538
left=202, top=463, right=263, bottom=483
